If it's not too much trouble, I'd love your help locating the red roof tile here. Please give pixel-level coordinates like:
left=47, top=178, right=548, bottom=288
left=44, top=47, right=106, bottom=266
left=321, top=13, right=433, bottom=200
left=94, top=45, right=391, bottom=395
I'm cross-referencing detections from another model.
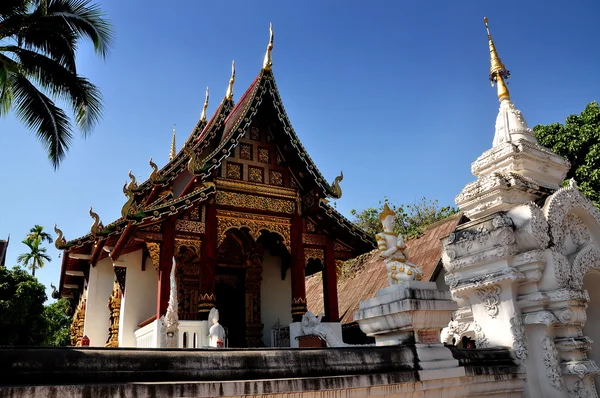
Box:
left=305, top=213, right=463, bottom=324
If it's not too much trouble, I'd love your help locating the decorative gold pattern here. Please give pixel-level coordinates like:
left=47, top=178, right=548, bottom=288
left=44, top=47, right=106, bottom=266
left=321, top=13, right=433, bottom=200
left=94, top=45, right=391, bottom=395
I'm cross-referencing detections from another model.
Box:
left=217, top=210, right=291, bottom=250
left=69, top=295, right=86, bottom=346
left=189, top=206, right=200, bottom=221
left=216, top=191, right=295, bottom=214
left=258, top=148, right=270, bottom=164
left=240, top=144, right=252, bottom=160
left=145, top=242, right=161, bottom=274
left=175, top=219, right=205, bottom=234
left=269, top=170, right=283, bottom=186
left=305, top=220, right=316, bottom=233
left=250, top=126, right=260, bottom=140
left=216, top=178, right=297, bottom=199
left=105, top=282, right=121, bottom=347
left=175, top=238, right=202, bottom=259
left=276, top=151, right=283, bottom=165
left=303, top=233, right=327, bottom=246
left=334, top=241, right=353, bottom=252
left=336, top=260, right=344, bottom=277
left=248, top=167, right=263, bottom=183
left=304, top=248, right=325, bottom=265
left=292, top=297, right=307, bottom=316
left=227, top=163, right=242, bottom=180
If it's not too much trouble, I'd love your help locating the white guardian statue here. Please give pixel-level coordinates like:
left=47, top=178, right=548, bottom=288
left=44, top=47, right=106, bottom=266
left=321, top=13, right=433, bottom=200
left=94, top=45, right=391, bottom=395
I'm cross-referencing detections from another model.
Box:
left=208, top=307, right=226, bottom=348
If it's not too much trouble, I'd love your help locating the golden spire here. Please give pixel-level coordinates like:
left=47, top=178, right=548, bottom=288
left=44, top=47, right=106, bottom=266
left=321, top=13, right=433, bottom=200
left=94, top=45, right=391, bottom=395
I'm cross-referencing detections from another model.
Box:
left=263, top=23, right=274, bottom=71
left=169, top=124, right=176, bottom=160
left=225, top=60, right=235, bottom=101
left=484, top=17, right=511, bottom=101
left=200, top=87, right=209, bottom=122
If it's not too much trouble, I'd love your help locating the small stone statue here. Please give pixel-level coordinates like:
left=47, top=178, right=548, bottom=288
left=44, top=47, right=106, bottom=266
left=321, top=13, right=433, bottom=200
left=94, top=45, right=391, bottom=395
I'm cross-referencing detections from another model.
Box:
left=301, top=311, right=346, bottom=347
left=376, top=203, right=424, bottom=284
left=208, top=307, right=226, bottom=348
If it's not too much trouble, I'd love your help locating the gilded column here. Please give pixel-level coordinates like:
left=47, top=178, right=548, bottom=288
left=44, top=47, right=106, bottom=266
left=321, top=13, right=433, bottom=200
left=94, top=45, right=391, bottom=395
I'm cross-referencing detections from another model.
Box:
left=105, top=281, right=122, bottom=347
left=290, top=214, right=307, bottom=322
left=198, top=203, right=217, bottom=320
left=323, top=236, right=339, bottom=322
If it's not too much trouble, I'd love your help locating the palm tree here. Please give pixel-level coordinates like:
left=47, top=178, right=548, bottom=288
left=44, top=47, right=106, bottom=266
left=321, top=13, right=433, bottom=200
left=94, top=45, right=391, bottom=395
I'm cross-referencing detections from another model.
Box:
left=17, top=238, right=51, bottom=276
left=26, top=224, right=53, bottom=246
left=0, top=0, right=113, bottom=168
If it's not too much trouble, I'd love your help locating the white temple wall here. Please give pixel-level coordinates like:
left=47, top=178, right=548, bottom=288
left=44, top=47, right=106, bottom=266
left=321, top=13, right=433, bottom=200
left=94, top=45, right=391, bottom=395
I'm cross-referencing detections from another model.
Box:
left=118, top=250, right=158, bottom=347
left=83, top=257, right=114, bottom=347
left=434, top=266, right=449, bottom=291
left=260, top=250, right=292, bottom=347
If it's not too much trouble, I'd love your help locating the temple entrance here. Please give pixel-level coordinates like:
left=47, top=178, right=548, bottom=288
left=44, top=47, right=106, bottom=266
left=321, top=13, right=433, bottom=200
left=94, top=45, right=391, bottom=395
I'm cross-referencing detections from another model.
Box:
left=215, top=227, right=291, bottom=347
left=215, top=267, right=246, bottom=348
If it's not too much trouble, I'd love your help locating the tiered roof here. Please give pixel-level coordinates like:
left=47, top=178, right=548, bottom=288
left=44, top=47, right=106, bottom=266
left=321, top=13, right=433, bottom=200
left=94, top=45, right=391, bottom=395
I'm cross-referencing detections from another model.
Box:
left=57, top=25, right=374, bottom=297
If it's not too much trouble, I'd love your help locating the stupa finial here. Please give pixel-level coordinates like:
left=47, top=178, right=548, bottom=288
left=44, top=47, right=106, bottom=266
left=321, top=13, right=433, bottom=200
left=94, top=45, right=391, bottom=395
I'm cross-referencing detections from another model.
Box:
left=200, top=87, right=209, bottom=122
left=263, top=23, right=274, bottom=71
left=226, top=60, right=235, bottom=101
left=169, top=124, right=176, bottom=161
left=484, top=17, right=510, bottom=101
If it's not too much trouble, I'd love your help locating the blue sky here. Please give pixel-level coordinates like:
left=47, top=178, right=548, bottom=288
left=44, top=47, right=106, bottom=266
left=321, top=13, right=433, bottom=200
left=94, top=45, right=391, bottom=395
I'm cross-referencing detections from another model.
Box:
left=1, top=0, right=599, bottom=299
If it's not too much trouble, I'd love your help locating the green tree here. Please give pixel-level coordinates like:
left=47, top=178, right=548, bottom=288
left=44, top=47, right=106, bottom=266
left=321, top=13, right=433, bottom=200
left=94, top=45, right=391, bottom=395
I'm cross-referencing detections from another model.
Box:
left=26, top=224, right=53, bottom=246
left=0, top=266, right=47, bottom=345
left=17, top=238, right=51, bottom=276
left=534, top=101, right=600, bottom=206
left=42, top=298, right=71, bottom=346
left=0, top=0, right=113, bottom=168
left=350, top=197, right=458, bottom=239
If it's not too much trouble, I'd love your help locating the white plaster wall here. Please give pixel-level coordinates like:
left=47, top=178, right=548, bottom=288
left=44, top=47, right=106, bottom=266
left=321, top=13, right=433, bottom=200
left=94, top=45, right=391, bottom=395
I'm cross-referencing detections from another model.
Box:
left=83, top=258, right=114, bottom=347
left=261, top=250, right=292, bottom=347
left=434, top=266, right=449, bottom=291
left=118, top=250, right=159, bottom=347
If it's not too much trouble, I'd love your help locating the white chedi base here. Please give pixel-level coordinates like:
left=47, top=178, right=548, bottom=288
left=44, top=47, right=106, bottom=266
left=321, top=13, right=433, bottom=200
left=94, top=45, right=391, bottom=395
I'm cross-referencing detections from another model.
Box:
left=354, top=281, right=457, bottom=346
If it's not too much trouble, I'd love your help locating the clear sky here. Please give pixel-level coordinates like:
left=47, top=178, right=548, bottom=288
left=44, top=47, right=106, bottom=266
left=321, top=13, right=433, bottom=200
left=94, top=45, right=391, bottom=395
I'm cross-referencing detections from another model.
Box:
left=1, top=0, right=598, bottom=299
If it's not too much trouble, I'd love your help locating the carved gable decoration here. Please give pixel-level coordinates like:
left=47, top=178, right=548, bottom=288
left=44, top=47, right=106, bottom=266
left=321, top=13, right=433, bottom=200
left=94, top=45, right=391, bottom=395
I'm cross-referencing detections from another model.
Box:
left=217, top=210, right=291, bottom=251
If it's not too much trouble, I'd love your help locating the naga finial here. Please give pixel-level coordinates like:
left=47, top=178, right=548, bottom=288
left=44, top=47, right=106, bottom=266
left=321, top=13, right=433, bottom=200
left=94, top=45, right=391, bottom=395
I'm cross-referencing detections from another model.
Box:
left=225, top=60, right=235, bottom=101
left=89, top=207, right=102, bottom=238
left=127, top=169, right=138, bottom=191
left=484, top=17, right=510, bottom=101
left=200, top=87, right=209, bottom=122
left=170, top=124, right=177, bottom=161
left=54, top=224, right=67, bottom=250
left=330, top=171, right=344, bottom=199
left=184, top=146, right=199, bottom=175
left=263, top=23, right=274, bottom=71
left=149, top=157, right=159, bottom=183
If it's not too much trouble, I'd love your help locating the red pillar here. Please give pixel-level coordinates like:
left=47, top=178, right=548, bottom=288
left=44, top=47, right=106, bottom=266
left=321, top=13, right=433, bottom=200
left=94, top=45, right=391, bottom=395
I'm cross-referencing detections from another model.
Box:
left=290, top=214, right=307, bottom=322
left=157, top=217, right=176, bottom=317
left=323, top=236, right=339, bottom=322
left=198, top=203, right=217, bottom=320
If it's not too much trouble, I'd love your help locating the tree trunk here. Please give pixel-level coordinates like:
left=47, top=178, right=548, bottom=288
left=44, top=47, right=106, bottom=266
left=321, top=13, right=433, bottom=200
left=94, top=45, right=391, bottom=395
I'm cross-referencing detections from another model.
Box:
left=31, top=265, right=36, bottom=277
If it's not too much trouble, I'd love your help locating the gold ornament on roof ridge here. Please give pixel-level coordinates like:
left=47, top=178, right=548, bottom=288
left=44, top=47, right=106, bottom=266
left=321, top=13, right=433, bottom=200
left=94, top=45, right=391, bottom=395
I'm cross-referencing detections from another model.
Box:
left=169, top=124, right=177, bottom=161
left=200, top=87, right=209, bottom=122
left=263, top=23, right=274, bottom=71
left=330, top=171, right=343, bottom=199
left=483, top=17, right=510, bottom=101
left=127, top=169, right=138, bottom=191
left=54, top=224, right=67, bottom=249
left=89, top=207, right=103, bottom=238
left=379, top=203, right=396, bottom=221
left=149, top=157, right=159, bottom=183
left=226, top=60, right=235, bottom=101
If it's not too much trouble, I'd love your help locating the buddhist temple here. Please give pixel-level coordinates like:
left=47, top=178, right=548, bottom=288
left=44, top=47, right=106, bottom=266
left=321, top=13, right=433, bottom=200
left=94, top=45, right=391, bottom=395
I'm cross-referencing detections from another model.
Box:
left=55, top=25, right=374, bottom=348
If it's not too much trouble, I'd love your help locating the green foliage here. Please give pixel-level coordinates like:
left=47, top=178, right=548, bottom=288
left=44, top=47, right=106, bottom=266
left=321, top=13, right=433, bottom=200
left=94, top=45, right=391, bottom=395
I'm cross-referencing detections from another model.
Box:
left=0, top=266, right=47, bottom=345
left=17, top=225, right=52, bottom=276
left=350, top=197, right=459, bottom=239
left=534, top=101, right=600, bottom=206
left=0, top=0, right=113, bottom=168
left=42, top=298, right=71, bottom=347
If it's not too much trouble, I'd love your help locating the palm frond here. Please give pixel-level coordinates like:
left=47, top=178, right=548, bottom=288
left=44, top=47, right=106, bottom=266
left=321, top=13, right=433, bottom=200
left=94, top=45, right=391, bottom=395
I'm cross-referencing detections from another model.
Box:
left=10, top=73, right=73, bottom=168
left=43, top=0, right=113, bottom=59
left=0, top=61, right=14, bottom=116
left=0, top=0, right=31, bottom=20
left=6, top=46, right=103, bottom=134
